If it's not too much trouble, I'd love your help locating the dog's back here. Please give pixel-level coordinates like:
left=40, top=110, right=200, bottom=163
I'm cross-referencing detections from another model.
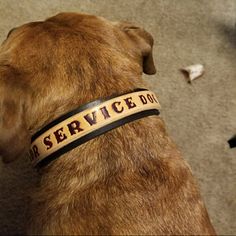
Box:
left=29, top=118, right=215, bottom=235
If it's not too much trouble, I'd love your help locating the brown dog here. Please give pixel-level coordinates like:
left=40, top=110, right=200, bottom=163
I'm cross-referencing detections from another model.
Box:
left=0, top=12, right=216, bottom=235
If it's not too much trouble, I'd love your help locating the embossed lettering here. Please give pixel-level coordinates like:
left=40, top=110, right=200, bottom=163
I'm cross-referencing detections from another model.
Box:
left=139, top=95, right=147, bottom=104
left=84, top=111, right=97, bottom=126
left=147, top=94, right=154, bottom=103
left=29, top=145, right=40, bottom=161
left=54, top=127, right=67, bottom=143
left=33, top=145, right=39, bottom=157
left=100, top=106, right=111, bottom=119
left=151, top=94, right=158, bottom=103
left=124, top=97, right=136, bottom=109
left=67, top=120, right=84, bottom=135
left=43, top=135, right=53, bottom=150
left=112, top=101, right=124, bottom=113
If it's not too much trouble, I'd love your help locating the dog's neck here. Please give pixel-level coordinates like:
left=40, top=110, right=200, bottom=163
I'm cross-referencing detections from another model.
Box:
left=37, top=114, right=168, bottom=192
left=31, top=89, right=160, bottom=169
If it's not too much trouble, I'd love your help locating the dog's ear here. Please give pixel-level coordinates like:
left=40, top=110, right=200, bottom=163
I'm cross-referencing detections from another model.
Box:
left=118, top=22, right=156, bottom=75
left=0, top=69, right=30, bottom=163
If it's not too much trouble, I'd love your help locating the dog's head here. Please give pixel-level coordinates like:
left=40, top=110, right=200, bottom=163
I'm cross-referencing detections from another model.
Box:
left=0, top=12, right=156, bottom=163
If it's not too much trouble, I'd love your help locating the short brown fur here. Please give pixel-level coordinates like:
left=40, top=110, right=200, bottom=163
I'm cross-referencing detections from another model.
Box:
left=0, top=13, right=216, bottom=235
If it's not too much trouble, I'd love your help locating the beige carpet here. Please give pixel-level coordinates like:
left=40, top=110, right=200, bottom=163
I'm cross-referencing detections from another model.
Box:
left=0, top=0, right=235, bottom=234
